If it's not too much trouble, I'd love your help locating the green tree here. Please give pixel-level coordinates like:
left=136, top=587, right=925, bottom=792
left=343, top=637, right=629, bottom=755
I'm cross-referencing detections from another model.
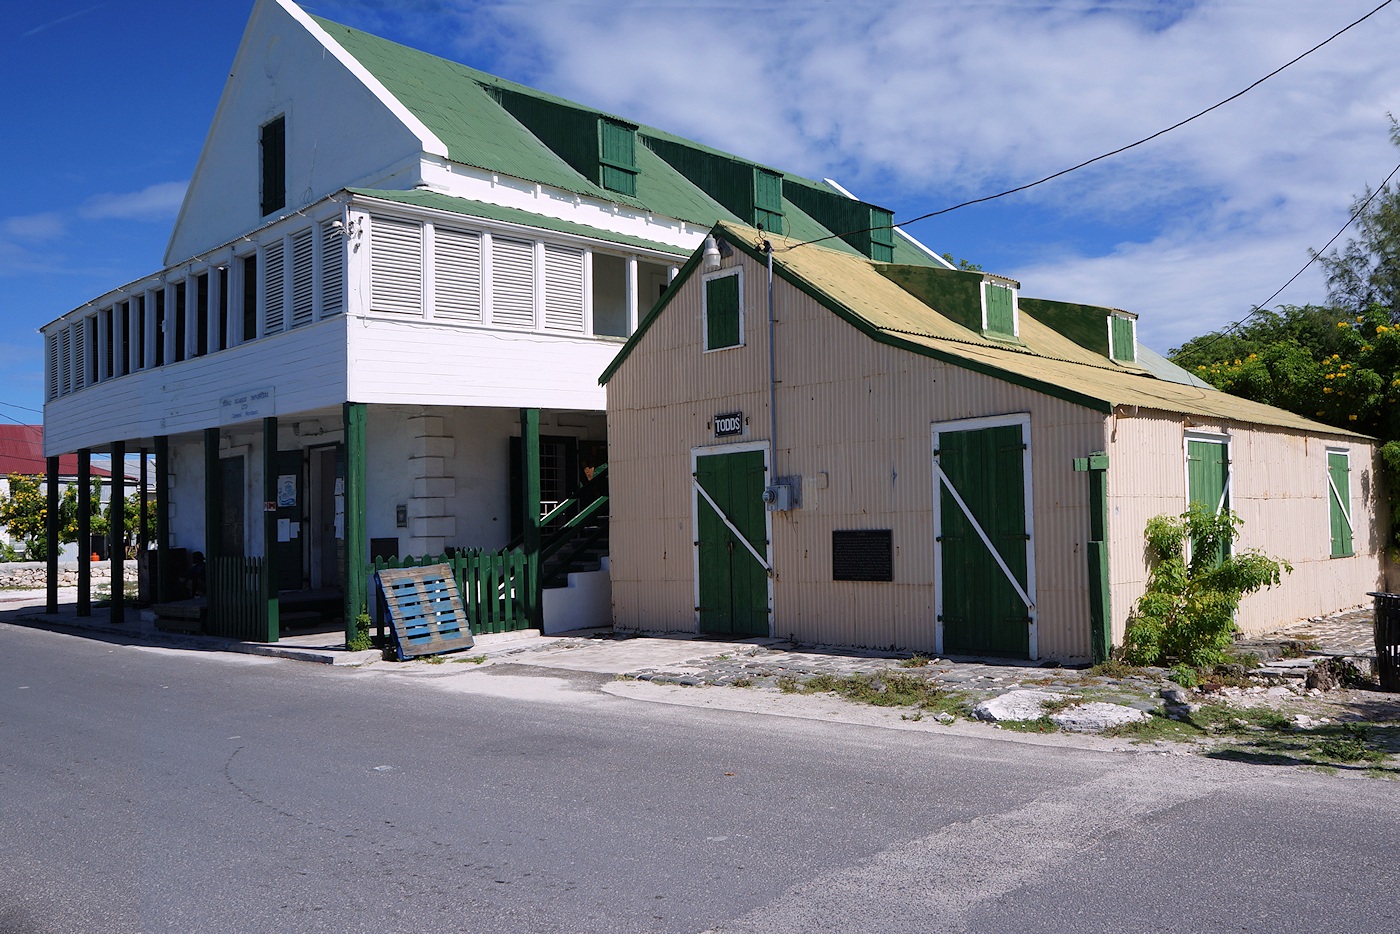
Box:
left=0, top=474, right=50, bottom=560
left=0, top=473, right=155, bottom=561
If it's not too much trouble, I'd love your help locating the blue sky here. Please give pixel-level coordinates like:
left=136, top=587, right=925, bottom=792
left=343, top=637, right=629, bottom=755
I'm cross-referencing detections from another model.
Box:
left=5, top=0, right=1400, bottom=424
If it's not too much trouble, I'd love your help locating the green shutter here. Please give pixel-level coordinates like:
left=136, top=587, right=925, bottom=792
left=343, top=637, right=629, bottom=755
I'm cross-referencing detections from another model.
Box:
left=984, top=282, right=1015, bottom=337
left=705, top=274, right=740, bottom=350
left=868, top=208, right=896, bottom=262
left=1110, top=316, right=1136, bottom=362
left=753, top=169, right=784, bottom=233
left=599, top=118, right=637, bottom=196
left=1328, top=451, right=1353, bottom=557
left=1186, top=439, right=1230, bottom=567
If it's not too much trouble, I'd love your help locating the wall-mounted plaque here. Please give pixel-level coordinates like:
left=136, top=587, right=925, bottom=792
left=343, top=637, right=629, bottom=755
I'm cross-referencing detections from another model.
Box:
left=832, top=529, right=893, bottom=582
left=714, top=411, right=743, bottom=437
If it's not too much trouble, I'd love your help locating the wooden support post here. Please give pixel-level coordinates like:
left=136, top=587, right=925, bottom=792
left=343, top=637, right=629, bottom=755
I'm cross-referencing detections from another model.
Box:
left=77, top=449, right=91, bottom=617
left=520, top=408, right=542, bottom=629
left=45, top=456, right=58, bottom=614
left=1074, top=452, right=1112, bottom=664
left=155, top=436, right=171, bottom=603
left=110, top=441, right=125, bottom=625
left=204, top=428, right=221, bottom=630
left=262, top=417, right=280, bottom=643
left=343, top=402, right=367, bottom=646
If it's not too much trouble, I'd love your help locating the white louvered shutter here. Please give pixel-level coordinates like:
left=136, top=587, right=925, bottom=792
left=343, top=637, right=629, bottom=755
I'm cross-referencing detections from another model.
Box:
left=291, top=229, right=314, bottom=328
left=320, top=221, right=344, bottom=317
left=46, top=334, right=59, bottom=401
left=264, top=241, right=285, bottom=335
left=73, top=321, right=88, bottom=390
left=491, top=237, right=535, bottom=329
left=371, top=216, right=423, bottom=316
left=543, top=244, right=584, bottom=333
left=60, top=327, right=72, bottom=395
left=433, top=227, right=482, bottom=322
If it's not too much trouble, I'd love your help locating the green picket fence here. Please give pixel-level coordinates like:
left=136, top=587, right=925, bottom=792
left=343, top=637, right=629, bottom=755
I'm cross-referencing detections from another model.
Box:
left=207, top=555, right=269, bottom=641
left=370, top=548, right=531, bottom=634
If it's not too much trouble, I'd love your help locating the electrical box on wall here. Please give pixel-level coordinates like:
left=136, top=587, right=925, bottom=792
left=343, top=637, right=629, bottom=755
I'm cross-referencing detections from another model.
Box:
left=762, top=483, right=794, bottom=512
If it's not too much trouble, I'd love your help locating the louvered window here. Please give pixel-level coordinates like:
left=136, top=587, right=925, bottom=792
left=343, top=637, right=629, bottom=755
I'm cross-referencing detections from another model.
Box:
left=491, top=237, right=536, bottom=329
left=291, top=228, right=314, bottom=328
left=371, top=216, right=423, bottom=316
left=599, top=118, right=637, bottom=196
left=74, top=320, right=88, bottom=389
left=984, top=281, right=1016, bottom=338
left=543, top=244, right=584, bottom=333
left=320, top=222, right=344, bottom=316
left=704, top=270, right=742, bottom=350
left=46, top=333, right=59, bottom=401
left=1110, top=315, right=1136, bottom=363
left=264, top=241, right=285, bottom=335
left=434, top=226, right=482, bottom=322
left=60, top=327, right=72, bottom=395
left=753, top=168, right=784, bottom=233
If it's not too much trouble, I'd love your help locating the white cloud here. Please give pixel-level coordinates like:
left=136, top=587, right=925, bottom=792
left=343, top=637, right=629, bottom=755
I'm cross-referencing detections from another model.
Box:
left=79, top=180, right=188, bottom=222
left=439, top=0, right=1400, bottom=343
left=1, top=213, right=65, bottom=242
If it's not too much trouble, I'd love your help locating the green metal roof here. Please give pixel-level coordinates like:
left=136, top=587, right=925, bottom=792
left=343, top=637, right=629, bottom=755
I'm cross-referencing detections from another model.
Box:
left=603, top=221, right=1371, bottom=441
left=346, top=188, right=689, bottom=256
left=312, top=14, right=938, bottom=264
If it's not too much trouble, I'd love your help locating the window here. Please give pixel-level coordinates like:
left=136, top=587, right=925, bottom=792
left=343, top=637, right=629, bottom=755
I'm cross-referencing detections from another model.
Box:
left=264, top=240, right=285, bottom=334
left=260, top=115, right=286, bottom=216
left=433, top=226, right=481, bottom=322
left=543, top=244, right=584, bottom=333
left=1109, top=314, right=1136, bottom=363
left=1327, top=449, right=1353, bottom=557
left=320, top=221, right=344, bottom=317
left=490, top=236, right=536, bottom=329
left=983, top=280, right=1016, bottom=338
left=290, top=228, right=314, bottom=328
left=241, top=254, right=258, bottom=342
left=599, top=118, right=637, bottom=196
left=173, top=281, right=187, bottom=361
left=704, top=269, right=742, bottom=351
left=195, top=273, right=209, bottom=356
left=370, top=216, right=422, bottom=316
left=753, top=169, right=783, bottom=233
left=154, top=289, right=166, bottom=366
left=591, top=252, right=628, bottom=337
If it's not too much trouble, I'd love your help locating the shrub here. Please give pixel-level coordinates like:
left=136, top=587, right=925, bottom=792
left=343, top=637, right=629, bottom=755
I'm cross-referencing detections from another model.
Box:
left=1123, top=505, right=1290, bottom=669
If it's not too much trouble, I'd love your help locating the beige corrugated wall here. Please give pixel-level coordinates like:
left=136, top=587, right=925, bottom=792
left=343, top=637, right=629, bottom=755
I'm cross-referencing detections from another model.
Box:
left=1107, top=412, right=1385, bottom=640
left=608, top=250, right=1111, bottom=659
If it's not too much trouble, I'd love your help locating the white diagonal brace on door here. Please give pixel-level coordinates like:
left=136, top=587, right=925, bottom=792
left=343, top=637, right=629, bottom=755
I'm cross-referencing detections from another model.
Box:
left=1216, top=474, right=1232, bottom=516
left=693, top=478, right=771, bottom=572
left=1327, top=472, right=1353, bottom=532
left=933, top=460, right=1033, bottom=609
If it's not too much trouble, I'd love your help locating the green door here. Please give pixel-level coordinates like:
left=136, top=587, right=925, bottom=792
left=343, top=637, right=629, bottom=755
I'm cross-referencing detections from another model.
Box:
left=937, top=424, right=1031, bottom=657
left=1186, top=439, right=1230, bottom=566
left=696, top=450, right=769, bottom=636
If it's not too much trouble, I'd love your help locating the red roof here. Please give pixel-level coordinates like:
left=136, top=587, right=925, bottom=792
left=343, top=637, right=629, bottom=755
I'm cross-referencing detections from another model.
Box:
left=0, top=425, right=111, bottom=478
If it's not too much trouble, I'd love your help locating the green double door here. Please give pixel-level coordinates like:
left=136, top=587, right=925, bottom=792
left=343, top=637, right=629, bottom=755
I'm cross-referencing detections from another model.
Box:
left=937, top=423, right=1032, bottom=658
left=695, top=450, right=769, bottom=637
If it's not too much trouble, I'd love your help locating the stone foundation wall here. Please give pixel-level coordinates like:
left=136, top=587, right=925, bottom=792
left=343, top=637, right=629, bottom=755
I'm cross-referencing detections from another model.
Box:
left=0, top=562, right=139, bottom=588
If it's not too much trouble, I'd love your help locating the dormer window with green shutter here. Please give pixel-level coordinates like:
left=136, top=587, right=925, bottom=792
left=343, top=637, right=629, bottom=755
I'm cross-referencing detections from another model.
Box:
left=704, top=269, right=743, bottom=351
left=1109, top=313, right=1137, bottom=363
left=982, top=279, right=1018, bottom=339
left=260, top=115, right=286, bottom=217
left=753, top=169, right=784, bottom=232
left=599, top=118, right=637, bottom=197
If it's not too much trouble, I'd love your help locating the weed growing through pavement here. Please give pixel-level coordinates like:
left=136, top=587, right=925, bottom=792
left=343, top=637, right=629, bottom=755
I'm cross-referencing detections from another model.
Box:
left=777, top=671, right=967, bottom=717
left=731, top=676, right=754, bottom=688
left=997, top=715, right=1059, bottom=733
left=900, top=654, right=931, bottom=668
left=423, top=654, right=445, bottom=665
left=452, top=654, right=488, bottom=664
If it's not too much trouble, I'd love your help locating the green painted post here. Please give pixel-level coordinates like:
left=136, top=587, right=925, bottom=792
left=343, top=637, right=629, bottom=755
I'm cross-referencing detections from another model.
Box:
left=1075, top=452, right=1112, bottom=664
left=45, top=456, right=59, bottom=614
left=520, top=408, right=542, bottom=630
left=262, top=417, right=280, bottom=642
left=343, top=402, right=367, bottom=646
left=77, top=449, right=91, bottom=616
left=155, top=436, right=171, bottom=602
left=110, top=440, right=125, bottom=625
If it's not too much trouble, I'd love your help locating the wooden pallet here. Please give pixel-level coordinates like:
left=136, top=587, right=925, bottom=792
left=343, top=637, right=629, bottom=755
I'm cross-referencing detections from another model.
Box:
left=377, top=563, right=474, bottom=661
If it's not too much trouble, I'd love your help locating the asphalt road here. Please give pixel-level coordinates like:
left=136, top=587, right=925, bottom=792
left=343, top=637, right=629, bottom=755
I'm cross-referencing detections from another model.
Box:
left=1, top=621, right=1395, bottom=934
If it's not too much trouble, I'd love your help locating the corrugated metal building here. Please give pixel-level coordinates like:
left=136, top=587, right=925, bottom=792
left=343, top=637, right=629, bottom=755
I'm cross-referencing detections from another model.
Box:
left=602, top=222, right=1388, bottom=662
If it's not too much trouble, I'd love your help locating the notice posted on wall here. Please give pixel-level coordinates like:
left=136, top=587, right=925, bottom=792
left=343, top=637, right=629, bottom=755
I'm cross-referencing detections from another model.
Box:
left=277, top=518, right=291, bottom=542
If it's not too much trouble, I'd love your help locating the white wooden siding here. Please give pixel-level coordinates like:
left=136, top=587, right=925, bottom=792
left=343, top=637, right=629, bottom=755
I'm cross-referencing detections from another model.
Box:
left=490, top=236, right=535, bottom=329
left=42, top=318, right=350, bottom=455
left=543, top=244, right=585, bottom=333
left=433, top=226, right=482, bottom=322
left=371, top=215, right=424, bottom=315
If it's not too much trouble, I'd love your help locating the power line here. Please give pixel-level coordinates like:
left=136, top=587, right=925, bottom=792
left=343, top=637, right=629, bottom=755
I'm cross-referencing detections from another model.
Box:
left=783, top=0, right=1396, bottom=251
left=1181, top=159, right=1400, bottom=358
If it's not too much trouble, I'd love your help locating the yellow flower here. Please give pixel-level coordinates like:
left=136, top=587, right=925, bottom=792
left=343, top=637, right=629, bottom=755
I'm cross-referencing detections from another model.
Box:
left=1349, top=414, right=1358, bottom=421
left=1234, top=359, right=1242, bottom=365
left=1317, top=411, right=1326, bottom=416
left=1363, top=345, right=1373, bottom=352
left=1326, top=373, right=1335, bottom=380
left=1337, top=321, right=1350, bottom=329
left=1324, top=387, right=1333, bottom=394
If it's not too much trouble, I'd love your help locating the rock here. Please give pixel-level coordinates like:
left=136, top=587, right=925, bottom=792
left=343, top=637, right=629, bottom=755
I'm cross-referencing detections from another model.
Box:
left=972, top=689, right=1065, bottom=722
left=1305, top=664, right=1337, bottom=691
left=934, top=712, right=955, bottom=724
left=1266, top=686, right=1293, bottom=697
left=1050, top=703, right=1149, bottom=733
left=1160, top=687, right=1193, bottom=705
